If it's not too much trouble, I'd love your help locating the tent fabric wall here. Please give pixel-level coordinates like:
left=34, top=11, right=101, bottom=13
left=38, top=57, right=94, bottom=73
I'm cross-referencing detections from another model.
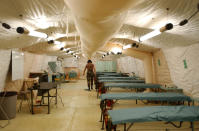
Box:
left=163, top=43, right=199, bottom=97
left=63, top=57, right=79, bottom=68
left=63, top=57, right=97, bottom=77
left=24, top=52, right=57, bottom=78
left=153, top=49, right=173, bottom=85
left=123, top=48, right=153, bottom=83
left=0, top=49, right=23, bottom=92
left=0, top=50, right=11, bottom=91
left=0, top=52, right=57, bottom=92
left=117, top=56, right=145, bottom=78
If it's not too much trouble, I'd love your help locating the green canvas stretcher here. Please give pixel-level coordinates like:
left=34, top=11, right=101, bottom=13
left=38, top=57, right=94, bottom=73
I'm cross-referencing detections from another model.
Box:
left=98, top=79, right=145, bottom=83
left=104, top=83, right=161, bottom=89
left=107, top=106, right=199, bottom=131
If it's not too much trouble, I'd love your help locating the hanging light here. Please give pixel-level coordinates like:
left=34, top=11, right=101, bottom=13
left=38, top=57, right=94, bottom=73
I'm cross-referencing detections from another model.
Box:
left=29, top=31, right=48, bottom=38
left=122, top=43, right=137, bottom=50
left=139, top=23, right=173, bottom=42
left=179, top=3, right=199, bottom=26
left=48, top=40, right=54, bottom=44
left=111, top=47, right=122, bottom=54
left=132, top=43, right=137, bottom=47
left=54, top=41, right=61, bottom=45
left=67, top=50, right=74, bottom=54
left=123, top=44, right=132, bottom=49
left=63, top=48, right=70, bottom=51
left=117, top=52, right=122, bottom=55
left=56, top=42, right=65, bottom=49
left=16, top=27, right=48, bottom=38
left=2, top=23, right=11, bottom=29
left=66, top=50, right=70, bottom=53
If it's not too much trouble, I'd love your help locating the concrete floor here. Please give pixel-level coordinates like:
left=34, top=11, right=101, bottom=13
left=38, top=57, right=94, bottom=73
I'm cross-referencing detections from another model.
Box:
left=1, top=80, right=199, bottom=131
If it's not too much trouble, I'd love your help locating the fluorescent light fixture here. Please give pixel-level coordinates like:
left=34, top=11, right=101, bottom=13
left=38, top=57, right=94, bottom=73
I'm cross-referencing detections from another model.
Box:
left=123, top=44, right=133, bottom=49
left=63, top=48, right=70, bottom=51
left=56, top=43, right=65, bottom=49
left=106, top=52, right=111, bottom=55
left=139, top=23, right=173, bottom=42
left=139, top=30, right=161, bottom=42
left=123, top=43, right=138, bottom=50
left=16, top=27, right=48, bottom=38
left=54, top=41, right=61, bottom=45
left=67, top=51, right=74, bottom=54
left=28, top=30, right=48, bottom=38
left=111, top=47, right=122, bottom=54
left=47, top=37, right=53, bottom=41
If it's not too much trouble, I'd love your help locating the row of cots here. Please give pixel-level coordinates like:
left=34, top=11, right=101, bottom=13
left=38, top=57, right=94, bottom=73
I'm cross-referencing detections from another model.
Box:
left=94, top=72, right=199, bottom=131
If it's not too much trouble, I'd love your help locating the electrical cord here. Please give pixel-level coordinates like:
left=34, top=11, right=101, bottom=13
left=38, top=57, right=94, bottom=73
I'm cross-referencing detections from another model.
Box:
left=178, top=3, right=199, bottom=26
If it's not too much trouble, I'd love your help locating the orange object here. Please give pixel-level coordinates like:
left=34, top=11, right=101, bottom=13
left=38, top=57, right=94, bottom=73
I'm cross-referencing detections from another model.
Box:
left=106, top=100, right=114, bottom=107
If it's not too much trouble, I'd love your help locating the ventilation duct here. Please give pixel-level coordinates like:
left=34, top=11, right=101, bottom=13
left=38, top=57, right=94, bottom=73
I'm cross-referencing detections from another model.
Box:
left=64, top=0, right=142, bottom=57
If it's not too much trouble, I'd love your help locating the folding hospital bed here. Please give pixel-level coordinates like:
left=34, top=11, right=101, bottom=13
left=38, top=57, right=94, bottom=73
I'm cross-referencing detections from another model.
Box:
left=103, top=83, right=161, bottom=89
left=107, top=106, right=199, bottom=131
left=97, top=81, right=149, bottom=98
left=98, top=79, right=145, bottom=83
left=96, top=76, right=139, bottom=88
left=97, top=77, right=139, bottom=80
left=96, top=79, right=145, bottom=96
left=96, top=72, right=117, bottom=75
left=96, top=72, right=130, bottom=78
left=97, top=83, right=161, bottom=98
left=100, top=92, right=193, bottom=129
left=95, top=73, right=129, bottom=90
left=97, top=73, right=123, bottom=76
left=96, top=76, right=141, bottom=93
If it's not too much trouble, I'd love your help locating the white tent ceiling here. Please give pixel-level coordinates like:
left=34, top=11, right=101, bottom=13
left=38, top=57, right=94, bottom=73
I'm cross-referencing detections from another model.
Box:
left=0, top=0, right=199, bottom=57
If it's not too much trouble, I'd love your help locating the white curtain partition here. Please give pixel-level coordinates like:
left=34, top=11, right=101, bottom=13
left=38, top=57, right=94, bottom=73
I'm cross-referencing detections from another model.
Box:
left=163, top=43, right=199, bottom=97
left=117, top=56, right=145, bottom=78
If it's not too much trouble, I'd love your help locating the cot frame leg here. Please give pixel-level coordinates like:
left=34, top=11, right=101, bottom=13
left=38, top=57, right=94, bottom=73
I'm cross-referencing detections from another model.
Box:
left=100, top=100, right=105, bottom=122
left=165, top=121, right=183, bottom=128
left=190, top=122, right=194, bottom=131
left=106, top=119, right=115, bottom=131
left=101, top=101, right=107, bottom=130
left=127, top=123, right=134, bottom=131
left=124, top=123, right=126, bottom=131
